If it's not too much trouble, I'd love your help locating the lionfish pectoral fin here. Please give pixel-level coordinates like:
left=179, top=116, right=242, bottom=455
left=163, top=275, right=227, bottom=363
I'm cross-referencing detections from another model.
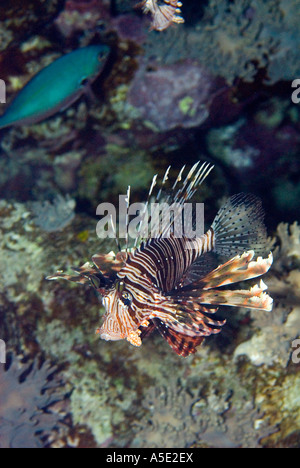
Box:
left=189, top=251, right=273, bottom=290
left=150, top=301, right=224, bottom=356
left=92, top=251, right=125, bottom=276
left=153, top=318, right=205, bottom=357
left=46, top=261, right=97, bottom=285
left=195, top=280, right=273, bottom=311
left=179, top=252, right=219, bottom=287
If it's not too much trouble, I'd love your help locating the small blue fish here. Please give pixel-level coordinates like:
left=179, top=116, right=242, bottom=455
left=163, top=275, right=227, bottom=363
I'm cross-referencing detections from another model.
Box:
left=0, top=45, right=110, bottom=129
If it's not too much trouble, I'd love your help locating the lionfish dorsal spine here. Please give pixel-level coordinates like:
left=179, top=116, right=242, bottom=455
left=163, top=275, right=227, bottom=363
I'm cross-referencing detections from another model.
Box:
left=125, top=185, right=131, bottom=254
left=133, top=162, right=215, bottom=245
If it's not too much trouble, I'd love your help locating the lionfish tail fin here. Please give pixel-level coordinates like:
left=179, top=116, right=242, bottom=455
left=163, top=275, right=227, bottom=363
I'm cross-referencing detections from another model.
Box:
left=212, top=193, right=268, bottom=257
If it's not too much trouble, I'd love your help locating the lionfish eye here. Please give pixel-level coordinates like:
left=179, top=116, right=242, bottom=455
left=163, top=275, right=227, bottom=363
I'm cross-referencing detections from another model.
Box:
left=121, top=290, right=133, bottom=306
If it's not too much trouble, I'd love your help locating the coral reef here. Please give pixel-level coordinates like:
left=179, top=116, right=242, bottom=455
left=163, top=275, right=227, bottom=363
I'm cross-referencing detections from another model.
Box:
left=0, top=198, right=299, bottom=448
left=234, top=222, right=300, bottom=367
left=234, top=304, right=300, bottom=367
left=0, top=0, right=65, bottom=52
left=0, top=0, right=299, bottom=449
left=31, top=195, right=76, bottom=232
left=264, top=0, right=300, bottom=83
left=55, top=0, right=110, bottom=40
left=269, top=222, right=300, bottom=270
left=132, top=383, right=205, bottom=448
left=0, top=354, right=68, bottom=448
left=206, top=97, right=300, bottom=222
left=0, top=200, right=137, bottom=446
left=144, top=0, right=300, bottom=84
left=131, top=363, right=279, bottom=448
left=128, top=60, right=216, bottom=131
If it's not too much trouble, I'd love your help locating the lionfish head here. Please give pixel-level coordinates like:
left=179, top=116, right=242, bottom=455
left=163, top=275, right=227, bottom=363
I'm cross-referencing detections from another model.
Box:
left=97, top=277, right=137, bottom=342
left=96, top=264, right=156, bottom=347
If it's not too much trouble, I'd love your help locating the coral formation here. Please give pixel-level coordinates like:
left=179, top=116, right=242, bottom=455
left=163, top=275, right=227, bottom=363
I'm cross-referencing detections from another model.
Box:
left=234, top=304, right=300, bottom=367
left=0, top=354, right=68, bottom=448
left=234, top=222, right=300, bottom=367
left=206, top=97, right=300, bottom=222
left=0, top=0, right=65, bottom=52
left=132, top=383, right=203, bottom=448
left=144, top=0, right=300, bottom=84
left=132, top=372, right=278, bottom=448
left=31, top=195, right=76, bottom=232
left=269, top=222, right=300, bottom=270
left=0, top=0, right=299, bottom=449
left=128, top=60, right=216, bottom=131
left=55, top=0, right=110, bottom=39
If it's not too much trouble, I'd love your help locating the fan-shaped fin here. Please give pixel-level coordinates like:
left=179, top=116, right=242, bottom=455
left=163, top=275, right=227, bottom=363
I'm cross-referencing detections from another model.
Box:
left=212, top=193, right=268, bottom=257
left=153, top=318, right=205, bottom=357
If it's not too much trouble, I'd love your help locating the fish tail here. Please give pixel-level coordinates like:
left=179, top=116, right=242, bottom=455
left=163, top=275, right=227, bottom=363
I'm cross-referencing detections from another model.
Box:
left=211, top=193, right=267, bottom=257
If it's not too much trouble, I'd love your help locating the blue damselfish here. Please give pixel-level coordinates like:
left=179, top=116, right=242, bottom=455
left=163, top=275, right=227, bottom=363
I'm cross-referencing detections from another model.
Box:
left=0, top=45, right=110, bottom=129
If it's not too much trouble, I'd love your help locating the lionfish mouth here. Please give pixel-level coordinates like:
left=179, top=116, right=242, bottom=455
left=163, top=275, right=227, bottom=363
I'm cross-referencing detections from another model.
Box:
left=96, top=328, right=124, bottom=341
left=99, top=333, right=119, bottom=341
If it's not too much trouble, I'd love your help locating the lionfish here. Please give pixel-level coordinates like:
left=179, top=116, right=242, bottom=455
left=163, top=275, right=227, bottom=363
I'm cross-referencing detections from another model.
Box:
left=47, top=162, right=273, bottom=357
left=140, top=0, right=184, bottom=31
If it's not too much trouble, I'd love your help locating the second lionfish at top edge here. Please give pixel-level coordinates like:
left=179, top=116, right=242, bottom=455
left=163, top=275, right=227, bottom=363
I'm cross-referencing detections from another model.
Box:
left=139, top=0, right=184, bottom=32
left=47, top=162, right=273, bottom=357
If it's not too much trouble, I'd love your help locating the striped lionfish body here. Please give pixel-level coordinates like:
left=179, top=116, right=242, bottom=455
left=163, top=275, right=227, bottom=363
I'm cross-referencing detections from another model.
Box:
left=48, top=162, right=273, bottom=357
